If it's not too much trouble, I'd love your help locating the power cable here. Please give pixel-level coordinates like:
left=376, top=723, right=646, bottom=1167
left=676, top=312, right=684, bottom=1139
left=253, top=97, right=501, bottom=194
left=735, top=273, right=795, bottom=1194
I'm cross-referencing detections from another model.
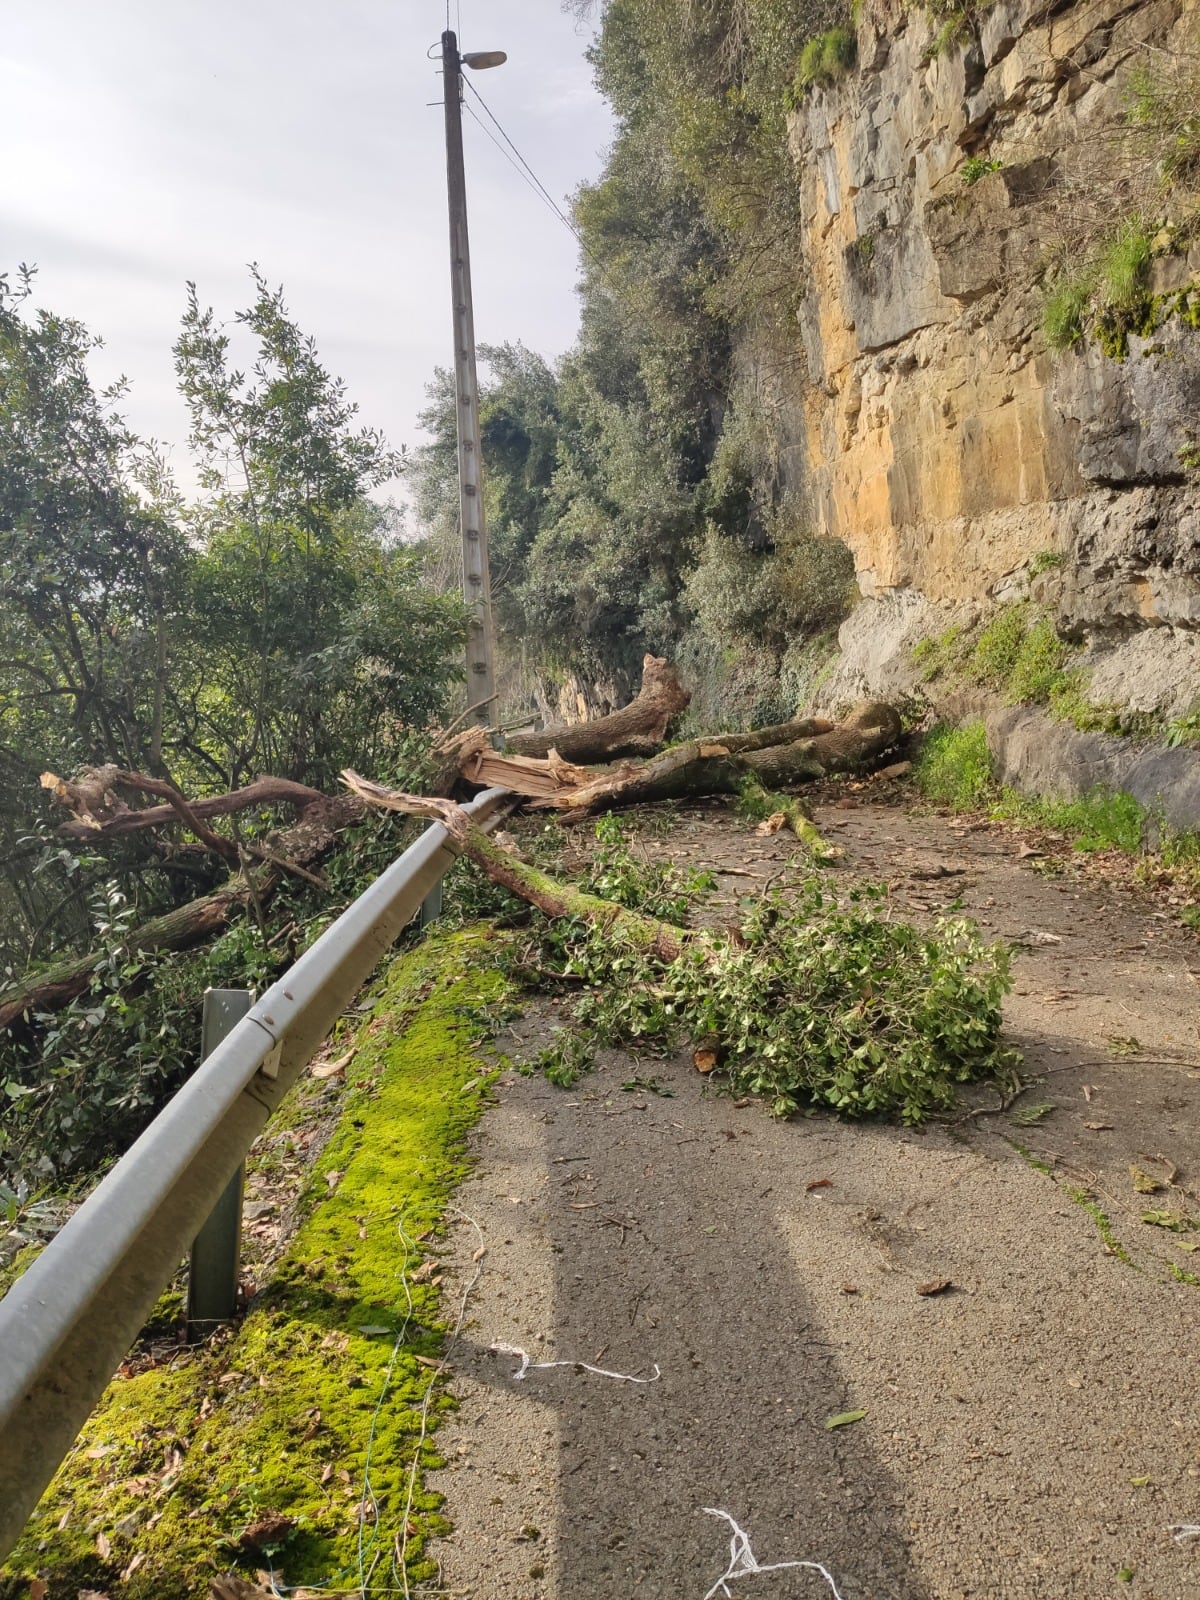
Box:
left=460, top=79, right=659, bottom=323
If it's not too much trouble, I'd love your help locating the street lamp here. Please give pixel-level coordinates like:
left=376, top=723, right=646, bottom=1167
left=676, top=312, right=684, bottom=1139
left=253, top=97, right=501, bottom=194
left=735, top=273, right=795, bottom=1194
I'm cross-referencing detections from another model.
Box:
left=441, top=31, right=505, bottom=726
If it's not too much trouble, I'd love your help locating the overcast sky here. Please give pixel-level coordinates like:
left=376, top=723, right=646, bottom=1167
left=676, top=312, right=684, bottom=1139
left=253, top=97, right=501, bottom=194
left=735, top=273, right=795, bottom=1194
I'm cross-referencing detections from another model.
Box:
left=0, top=1, right=612, bottom=492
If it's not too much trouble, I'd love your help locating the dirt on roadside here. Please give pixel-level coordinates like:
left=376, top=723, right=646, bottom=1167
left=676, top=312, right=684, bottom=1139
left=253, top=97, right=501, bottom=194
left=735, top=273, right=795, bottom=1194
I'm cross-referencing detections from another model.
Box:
left=425, top=791, right=1200, bottom=1600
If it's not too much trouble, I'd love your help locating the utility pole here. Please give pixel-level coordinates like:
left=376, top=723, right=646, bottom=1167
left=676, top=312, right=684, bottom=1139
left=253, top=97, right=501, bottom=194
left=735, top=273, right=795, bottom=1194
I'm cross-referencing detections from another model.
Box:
left=442, top=29, right=498, bottom=726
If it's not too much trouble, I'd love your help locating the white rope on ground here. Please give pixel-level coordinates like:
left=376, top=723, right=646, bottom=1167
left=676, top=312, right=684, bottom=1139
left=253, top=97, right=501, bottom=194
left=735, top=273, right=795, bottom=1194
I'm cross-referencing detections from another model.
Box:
left=490, top=1340, right=661, bottom=1384
left=702, top=1510, right=847, bottom=1600
left=1169, top=1523, right=1200, bottom=1545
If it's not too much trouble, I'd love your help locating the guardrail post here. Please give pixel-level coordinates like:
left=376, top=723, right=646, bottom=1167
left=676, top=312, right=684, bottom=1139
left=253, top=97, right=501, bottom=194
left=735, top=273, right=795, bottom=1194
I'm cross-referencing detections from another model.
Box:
left=186, top=988, right=252, bottom=1339
left=419, top=880, right=443, bottom=927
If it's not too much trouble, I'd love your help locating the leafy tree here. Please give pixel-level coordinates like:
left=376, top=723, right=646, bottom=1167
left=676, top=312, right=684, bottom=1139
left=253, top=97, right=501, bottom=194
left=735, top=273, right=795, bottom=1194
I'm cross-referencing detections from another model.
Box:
left=173, top=270, right=465, bottom=788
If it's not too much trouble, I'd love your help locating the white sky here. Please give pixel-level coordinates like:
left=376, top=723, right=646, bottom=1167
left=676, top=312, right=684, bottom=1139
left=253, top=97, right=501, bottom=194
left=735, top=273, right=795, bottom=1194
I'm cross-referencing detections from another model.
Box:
left=0, top=1, right=612, bottom=491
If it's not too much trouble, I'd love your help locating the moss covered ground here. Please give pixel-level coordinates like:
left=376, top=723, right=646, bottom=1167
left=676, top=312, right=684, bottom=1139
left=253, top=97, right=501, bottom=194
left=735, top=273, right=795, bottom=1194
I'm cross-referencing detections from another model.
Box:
left=0, top=925, right=504, bottom=1600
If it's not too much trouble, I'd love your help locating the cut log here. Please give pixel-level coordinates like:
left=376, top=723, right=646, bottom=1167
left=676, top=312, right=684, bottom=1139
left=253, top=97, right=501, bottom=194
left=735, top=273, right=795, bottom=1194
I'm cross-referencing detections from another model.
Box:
left=465, top=701, right=903, bottom=814
left=504, top=654, right=690, bottom=763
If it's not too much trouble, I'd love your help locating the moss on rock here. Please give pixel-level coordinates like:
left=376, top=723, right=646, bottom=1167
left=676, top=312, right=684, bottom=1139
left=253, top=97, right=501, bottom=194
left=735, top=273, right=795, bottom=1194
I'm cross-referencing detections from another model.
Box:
left=0, top=926, right=503, bottom=1600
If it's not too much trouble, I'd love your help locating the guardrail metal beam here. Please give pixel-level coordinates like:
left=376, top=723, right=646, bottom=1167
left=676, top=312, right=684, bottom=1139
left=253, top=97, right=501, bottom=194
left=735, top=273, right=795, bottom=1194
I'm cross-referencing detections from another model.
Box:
left=0, top=789, right=508, bottom=1558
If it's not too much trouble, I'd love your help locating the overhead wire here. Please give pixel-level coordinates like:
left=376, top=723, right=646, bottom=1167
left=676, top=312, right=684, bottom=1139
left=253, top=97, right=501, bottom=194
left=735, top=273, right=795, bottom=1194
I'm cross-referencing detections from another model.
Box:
left=459, top=78, right=661, bottom=326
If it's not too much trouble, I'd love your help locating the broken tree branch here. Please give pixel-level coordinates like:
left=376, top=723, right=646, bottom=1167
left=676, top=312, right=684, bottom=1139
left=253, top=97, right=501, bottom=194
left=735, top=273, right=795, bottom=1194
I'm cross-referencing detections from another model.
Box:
left=504, top=654, right=690, bottom=763
left=341, top=772, right=692, bottom=963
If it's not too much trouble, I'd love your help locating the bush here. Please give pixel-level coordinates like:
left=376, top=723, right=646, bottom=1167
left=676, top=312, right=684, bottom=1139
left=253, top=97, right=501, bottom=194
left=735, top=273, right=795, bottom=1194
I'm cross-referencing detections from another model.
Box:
left=961, top=156, right=1003, bottom=184
left=684, top=521, right=855, bottom=659
left=912, top=721, right=994, bottom=808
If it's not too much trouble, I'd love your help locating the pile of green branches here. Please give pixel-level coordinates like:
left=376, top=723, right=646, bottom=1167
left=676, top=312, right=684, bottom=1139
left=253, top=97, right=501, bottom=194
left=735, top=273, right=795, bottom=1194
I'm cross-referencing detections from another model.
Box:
left=501, top=821, right=1017, bottom=1124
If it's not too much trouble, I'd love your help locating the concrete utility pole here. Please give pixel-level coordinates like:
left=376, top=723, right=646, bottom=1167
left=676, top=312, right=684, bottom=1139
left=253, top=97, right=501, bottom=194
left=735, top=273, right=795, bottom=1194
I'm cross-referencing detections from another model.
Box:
left=442, top=29, right=500, bottom=725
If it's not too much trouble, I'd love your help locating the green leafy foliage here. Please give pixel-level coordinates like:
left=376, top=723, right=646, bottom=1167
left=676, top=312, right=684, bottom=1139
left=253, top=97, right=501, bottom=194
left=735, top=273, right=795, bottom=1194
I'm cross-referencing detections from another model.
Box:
left=912, top=722, right=994, bottom=808
left=0, top=268, right=464, bottom=983
left=0, top=741, right=436, bottom=1189
left=509, top=821, right=1015, bottom=1124
left=960, top=156, right=1003, bottom=185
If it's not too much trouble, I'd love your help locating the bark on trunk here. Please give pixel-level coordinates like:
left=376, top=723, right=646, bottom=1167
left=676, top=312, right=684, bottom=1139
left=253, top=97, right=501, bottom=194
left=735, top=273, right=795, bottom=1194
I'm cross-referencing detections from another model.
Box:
left=51, top=774, right=327, bottom=842
left=504, top=654, right=690, bottom=763
left=449, top=702, right=902, bottom=813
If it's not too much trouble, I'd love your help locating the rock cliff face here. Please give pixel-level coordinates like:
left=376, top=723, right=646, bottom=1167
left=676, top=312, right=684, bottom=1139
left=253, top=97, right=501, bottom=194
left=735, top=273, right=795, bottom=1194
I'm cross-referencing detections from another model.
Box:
left=787, top=0, right=1200, bottom=717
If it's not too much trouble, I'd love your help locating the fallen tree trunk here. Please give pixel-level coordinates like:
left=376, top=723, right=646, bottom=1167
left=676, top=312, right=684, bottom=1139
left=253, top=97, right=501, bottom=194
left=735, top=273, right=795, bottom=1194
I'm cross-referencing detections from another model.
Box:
left=0, top=795, right=363, bottom=1032
left=473, top=701, right=903, bottom=813
left=504, top=654, right=690, bottom=763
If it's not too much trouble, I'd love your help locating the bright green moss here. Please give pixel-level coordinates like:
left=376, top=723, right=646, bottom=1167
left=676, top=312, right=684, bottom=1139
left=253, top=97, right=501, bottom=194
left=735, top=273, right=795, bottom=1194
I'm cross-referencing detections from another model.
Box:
left=1, top=927, right=504, bottom=1600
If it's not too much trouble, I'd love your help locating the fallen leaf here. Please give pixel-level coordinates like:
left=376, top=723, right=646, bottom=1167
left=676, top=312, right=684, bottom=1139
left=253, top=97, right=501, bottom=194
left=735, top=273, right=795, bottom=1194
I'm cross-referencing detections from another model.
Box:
left=95, top=1531, right=112, bottom=1560
left=840, top=1282, right=858, bottom=1294
left=28, top=1581, right=46, bottom=1600
left=825, top=1409, right=868, bottom=1429
left=1141, top=1209, right=1197, bottom=1232
left=1026, top=930, right=1063, bottom=946
left=693, top=1047, right=719, bottom=1074
left=357, top=1324, right=394, bottom=1338
left=1129, top=1165, right=1162, bottom=1194
left=472, top=1245, right=487, bottom=1261
left=1129, top=1475, right=1152, bottom=1487
left=1084, top=1121, right=1114, bottom=1131
left=805, top=1177, right=833, bottom=1192
left=324, top=1169, right=344, bottom=1190
left=238, top=1514, right=295, bottom=1554
left=1017, top=843, right=1042, bottom=859
left=321, top=1463, right=334, bottom=1484
left=311, top=1049, right=354, bottom=1080
left=1107, top=1035, right=1142, bottom=1058
left=121, top=1553, right=146, bottom=1581
left=916, top=1279, right=953, bottom=1296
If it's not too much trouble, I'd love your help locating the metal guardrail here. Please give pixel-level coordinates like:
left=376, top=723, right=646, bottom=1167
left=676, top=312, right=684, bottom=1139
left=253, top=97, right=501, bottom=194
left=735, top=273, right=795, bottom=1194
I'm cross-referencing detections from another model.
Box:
left=0, top=787, right=510, bottom=1558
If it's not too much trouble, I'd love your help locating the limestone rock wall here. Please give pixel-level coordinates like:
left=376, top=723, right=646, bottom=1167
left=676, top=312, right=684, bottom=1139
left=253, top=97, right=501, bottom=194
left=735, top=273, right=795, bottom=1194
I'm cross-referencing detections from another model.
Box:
left=786, top=0, right=1200, bottom=699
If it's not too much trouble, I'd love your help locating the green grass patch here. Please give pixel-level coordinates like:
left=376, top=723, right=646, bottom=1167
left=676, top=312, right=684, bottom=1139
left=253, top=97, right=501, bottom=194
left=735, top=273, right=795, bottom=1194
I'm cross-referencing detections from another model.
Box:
left=1042, top=271, right=1093, bottom=349
left=791, top=26, right=857, bottom=93
left=1, top=928, right=505, bottom=1600
left=912, top=721, right=995, bottom=808
left=1099, top=220, right=1153, bottom=311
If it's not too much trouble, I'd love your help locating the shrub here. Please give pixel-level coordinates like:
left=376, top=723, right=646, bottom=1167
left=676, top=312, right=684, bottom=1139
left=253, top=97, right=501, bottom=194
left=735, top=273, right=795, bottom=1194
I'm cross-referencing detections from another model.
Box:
left=1006, top=615, right=1072, bottom=703
left=912, top=721, right=994, bottom=809
left=961, top=156, right=1003, bottom=185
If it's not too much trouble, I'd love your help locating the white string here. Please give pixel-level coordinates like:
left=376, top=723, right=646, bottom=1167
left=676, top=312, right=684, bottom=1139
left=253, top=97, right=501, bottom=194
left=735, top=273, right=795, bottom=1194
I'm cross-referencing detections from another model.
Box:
left=1170, top=1523, right=1200, bottom=1545
left=702, top=1510, right=847, bottom=1600
left=491, top=1340, right=661, bottom=1384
